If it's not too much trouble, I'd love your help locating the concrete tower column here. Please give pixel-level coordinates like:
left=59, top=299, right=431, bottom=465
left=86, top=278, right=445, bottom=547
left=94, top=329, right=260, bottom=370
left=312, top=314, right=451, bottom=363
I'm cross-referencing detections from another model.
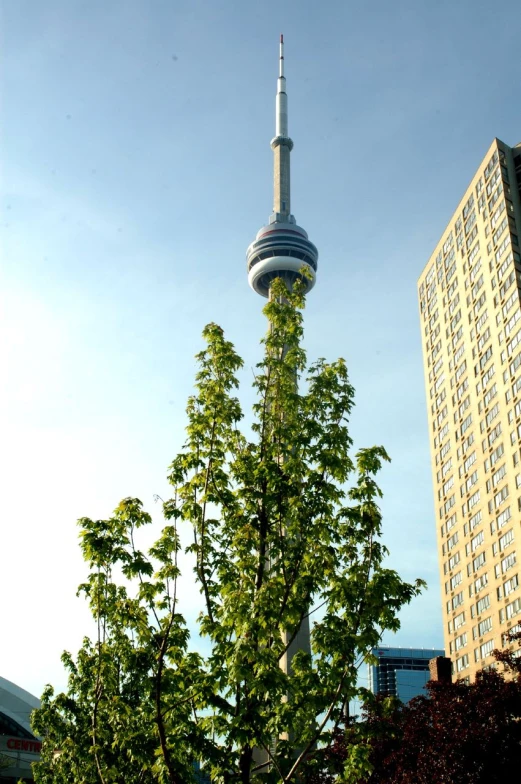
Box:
left=272, top=139, right=292, bottom=217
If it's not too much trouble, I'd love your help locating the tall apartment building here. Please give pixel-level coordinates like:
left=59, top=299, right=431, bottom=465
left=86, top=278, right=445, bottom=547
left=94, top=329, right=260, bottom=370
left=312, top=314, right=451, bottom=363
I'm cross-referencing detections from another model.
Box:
left=418, top=138, right=521, bottom=681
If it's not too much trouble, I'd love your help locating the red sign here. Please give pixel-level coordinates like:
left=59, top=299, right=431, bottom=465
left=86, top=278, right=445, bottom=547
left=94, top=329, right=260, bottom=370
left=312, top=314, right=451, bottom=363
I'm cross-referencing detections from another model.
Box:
left=6, top=737, right=42, bottom=754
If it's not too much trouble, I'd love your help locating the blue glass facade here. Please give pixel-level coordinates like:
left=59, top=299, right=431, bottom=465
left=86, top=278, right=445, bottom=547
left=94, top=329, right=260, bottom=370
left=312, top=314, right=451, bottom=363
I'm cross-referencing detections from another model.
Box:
left=369, top=646, right=445, bottom=703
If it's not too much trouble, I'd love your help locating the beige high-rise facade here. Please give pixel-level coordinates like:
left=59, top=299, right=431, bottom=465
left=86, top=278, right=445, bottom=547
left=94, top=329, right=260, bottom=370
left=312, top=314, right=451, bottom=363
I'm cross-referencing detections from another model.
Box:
left=418, top=138, right=521, bottom=681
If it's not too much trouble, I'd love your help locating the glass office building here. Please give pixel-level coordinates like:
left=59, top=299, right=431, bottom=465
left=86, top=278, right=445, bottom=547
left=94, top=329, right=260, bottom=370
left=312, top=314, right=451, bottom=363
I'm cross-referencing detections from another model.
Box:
left=368, top=646, right=445, bottom=703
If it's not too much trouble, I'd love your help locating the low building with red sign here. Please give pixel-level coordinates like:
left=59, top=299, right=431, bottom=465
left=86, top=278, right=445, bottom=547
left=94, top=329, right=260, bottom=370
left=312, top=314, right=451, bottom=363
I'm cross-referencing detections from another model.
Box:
left=0, top=676, right=40, bottom=782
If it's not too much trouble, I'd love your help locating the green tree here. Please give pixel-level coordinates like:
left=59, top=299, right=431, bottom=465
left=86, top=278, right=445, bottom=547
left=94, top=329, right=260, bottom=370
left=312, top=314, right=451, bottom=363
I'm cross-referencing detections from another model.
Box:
left=0, top=754, right=13, bottom=771
left=32, top=278, right=424, bottom=784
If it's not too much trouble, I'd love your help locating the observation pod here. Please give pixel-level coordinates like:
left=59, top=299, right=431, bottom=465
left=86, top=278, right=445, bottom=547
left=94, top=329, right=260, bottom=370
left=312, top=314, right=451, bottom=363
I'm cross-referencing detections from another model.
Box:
left=246, top=221, right=318, bottom=298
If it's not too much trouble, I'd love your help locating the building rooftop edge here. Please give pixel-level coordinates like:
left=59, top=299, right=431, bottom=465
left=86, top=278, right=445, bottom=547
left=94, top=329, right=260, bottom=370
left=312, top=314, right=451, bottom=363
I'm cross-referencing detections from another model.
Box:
left=417, top=136, right=512, bottom=285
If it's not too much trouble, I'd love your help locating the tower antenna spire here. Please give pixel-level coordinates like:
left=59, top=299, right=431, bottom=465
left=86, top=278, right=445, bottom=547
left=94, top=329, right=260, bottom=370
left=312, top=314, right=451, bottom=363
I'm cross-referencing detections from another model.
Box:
left=275, top=33, right=288, bottom=144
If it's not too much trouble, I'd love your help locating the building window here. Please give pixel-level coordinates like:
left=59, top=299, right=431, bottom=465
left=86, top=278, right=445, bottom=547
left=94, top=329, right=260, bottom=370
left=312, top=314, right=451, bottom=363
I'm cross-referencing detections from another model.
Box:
left=477, top=616, right=492, bottom=638
left=500, top=597, right=521, bottom=622
left=503, top=574, right=519, bottom=597
left=470, top=531, right=484, bottom=552
left=454, top=611, right=466, bottom=630
left=469, top=551, right=486, bottom=574
left=497, top=506, right=511, bottom=529
left=476, top=594, right=491, bottom=615
left=456, top=654, right=469, bottom=672
left=495, top=551, right=516, bottom=578
left=499, top=528, right=514, bottom=552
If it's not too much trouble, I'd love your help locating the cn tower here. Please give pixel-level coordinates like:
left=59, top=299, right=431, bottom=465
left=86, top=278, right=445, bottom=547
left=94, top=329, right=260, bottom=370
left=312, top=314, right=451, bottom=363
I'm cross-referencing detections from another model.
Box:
left=246, top=35, right=318, bottom=299
left=246, top=36, right=317, bottom=683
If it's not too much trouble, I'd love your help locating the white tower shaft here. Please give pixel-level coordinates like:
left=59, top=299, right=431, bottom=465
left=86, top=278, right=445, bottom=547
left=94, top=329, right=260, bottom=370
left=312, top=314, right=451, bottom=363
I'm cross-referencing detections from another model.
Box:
left=248, top=34, right=319, bottom=770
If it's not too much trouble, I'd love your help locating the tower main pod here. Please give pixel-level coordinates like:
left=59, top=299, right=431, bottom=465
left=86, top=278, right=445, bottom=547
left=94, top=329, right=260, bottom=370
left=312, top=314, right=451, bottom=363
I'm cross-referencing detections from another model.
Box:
left=246, top=35, right=318, bottom=298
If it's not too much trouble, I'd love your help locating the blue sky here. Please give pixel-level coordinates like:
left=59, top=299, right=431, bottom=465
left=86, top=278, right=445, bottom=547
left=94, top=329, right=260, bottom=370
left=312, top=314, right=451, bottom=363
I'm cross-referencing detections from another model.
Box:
left=2, top=0, right=521, bottom=698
